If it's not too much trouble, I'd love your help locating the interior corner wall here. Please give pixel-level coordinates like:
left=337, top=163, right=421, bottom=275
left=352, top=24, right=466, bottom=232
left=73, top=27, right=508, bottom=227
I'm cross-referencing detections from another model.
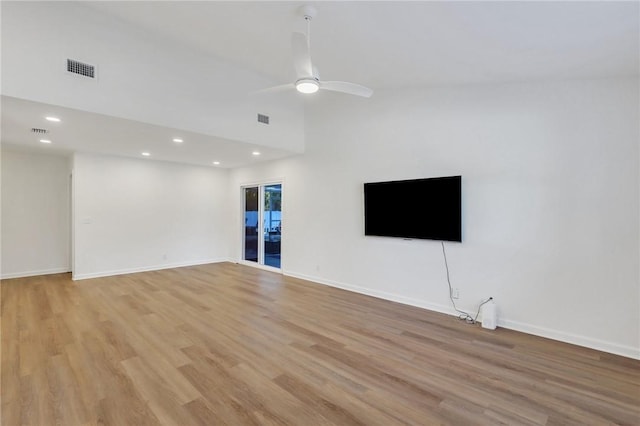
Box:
left=229, top=77, right=640, bottom=359
left=72, top=153, right=231, bottom=280
left=1, top=149, right=71, bottom=278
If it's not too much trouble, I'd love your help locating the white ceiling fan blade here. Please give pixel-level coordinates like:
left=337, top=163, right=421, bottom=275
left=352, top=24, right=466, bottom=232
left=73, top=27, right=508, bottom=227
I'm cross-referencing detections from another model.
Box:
left=250, top=83, right=295, bottom=96
left=321, top=81, right=373, bottom=98
left=292, top=31, right=313, bottom=78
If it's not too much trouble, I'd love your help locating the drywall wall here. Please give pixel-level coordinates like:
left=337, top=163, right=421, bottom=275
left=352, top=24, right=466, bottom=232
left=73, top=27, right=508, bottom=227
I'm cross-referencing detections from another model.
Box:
left=229, top=78, right=640, bottom=359
left=73, top=153, right=231, bottom=279
left=1, top=149, right=71, bottom=278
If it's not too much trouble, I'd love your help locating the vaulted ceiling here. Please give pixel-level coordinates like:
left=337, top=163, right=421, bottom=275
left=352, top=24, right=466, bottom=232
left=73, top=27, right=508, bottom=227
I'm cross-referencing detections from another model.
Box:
left=2, top=1, right=638, bottom=168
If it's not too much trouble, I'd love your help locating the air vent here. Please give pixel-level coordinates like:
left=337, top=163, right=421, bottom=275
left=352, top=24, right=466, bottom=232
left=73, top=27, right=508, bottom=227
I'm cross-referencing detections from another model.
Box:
left=67, top=59, right=96, bottom=78
left=257, top=113, right=269, bottom=125
left=31, top=128, right=49, bottom=134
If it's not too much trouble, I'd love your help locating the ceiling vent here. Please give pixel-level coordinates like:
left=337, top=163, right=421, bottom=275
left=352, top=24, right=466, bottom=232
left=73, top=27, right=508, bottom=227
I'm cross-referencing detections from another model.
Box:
left=257, top=113, right=269, bottom=125
left=31, top=128, right=49, bottom=134
left=66, top=58, right=96, bottom=79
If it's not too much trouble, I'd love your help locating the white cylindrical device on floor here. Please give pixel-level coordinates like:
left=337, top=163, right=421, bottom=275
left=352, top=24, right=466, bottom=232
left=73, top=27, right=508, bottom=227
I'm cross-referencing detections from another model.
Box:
left=482, top=299, right=497, bottom=330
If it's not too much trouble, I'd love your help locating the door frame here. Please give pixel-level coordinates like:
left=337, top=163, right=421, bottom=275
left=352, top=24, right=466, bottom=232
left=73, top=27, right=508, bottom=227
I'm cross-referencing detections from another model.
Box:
left=239, top=179, right=283, bottom=273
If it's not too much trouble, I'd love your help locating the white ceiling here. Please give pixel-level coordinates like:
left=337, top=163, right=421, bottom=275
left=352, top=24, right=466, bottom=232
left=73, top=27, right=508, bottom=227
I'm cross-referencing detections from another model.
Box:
left=2, top=1, right=638, bottom=168
left=1, top=95, right=295, bottom=168
left=84, top=1, right=640, bottom=87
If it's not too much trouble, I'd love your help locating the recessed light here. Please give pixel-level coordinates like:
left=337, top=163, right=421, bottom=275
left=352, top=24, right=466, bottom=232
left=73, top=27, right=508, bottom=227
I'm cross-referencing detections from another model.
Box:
left=45, top=116, right=61, bottom=122
left=39, top=139, right=52, bottom=144
left=212, top=161, right=220, bottom=165
left=172, top=138, right=183, bottom=143
left=252, top=151, right=261, bottom=156
left=141, top=152, right=150, bottom=156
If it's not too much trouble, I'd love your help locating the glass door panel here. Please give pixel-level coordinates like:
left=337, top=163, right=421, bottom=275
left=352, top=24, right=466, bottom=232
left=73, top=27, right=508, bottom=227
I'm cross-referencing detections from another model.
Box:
left=243, top=186, right=259, bottom=263
left=263, top=184, right=281, bottom=268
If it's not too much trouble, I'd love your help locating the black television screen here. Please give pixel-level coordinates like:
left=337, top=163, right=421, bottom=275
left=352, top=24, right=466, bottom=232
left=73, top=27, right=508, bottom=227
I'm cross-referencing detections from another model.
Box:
left=364, top=175, right=462, bottom=242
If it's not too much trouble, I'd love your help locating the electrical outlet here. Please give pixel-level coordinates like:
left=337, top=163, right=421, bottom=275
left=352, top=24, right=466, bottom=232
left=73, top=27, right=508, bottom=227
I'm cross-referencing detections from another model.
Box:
left=452, top=288, right=460, bottom=299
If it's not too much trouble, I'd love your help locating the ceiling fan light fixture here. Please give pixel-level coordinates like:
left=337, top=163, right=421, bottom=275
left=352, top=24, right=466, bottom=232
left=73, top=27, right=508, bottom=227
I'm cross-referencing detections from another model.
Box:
left=255, top=6, right=372, bottom=99
left=295, top=78, right=319, bottom=94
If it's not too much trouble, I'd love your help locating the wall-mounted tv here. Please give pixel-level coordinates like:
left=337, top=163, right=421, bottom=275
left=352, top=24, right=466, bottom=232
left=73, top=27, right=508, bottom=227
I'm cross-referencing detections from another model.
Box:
left=363, top=175, right=462, bottom=242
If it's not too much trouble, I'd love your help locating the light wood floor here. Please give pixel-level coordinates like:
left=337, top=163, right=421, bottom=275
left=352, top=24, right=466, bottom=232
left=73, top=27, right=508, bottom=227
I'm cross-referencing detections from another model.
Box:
left=2, top=262, right=639, bottom=426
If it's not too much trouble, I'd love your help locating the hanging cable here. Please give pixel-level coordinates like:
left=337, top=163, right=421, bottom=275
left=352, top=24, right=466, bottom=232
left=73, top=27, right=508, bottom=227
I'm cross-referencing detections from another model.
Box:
left=441, top=241, right=489, bottom=324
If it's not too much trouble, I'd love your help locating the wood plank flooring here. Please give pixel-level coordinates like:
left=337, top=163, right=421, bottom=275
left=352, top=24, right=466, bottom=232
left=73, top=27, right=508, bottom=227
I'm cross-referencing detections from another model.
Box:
left=2, top=262, right=639, bottom=425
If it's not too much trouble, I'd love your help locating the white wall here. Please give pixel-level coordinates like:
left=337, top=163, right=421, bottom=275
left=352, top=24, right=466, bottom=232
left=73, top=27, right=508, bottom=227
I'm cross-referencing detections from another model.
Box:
left=1, top=149, right=71, bottom=278
left=73, top=153, right=231, bottom=279
left=230, top=78, right=640, bottom=359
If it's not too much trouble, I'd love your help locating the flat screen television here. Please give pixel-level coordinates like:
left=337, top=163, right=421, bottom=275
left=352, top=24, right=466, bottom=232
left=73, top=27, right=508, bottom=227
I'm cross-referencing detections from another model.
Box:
left=363, top=175, right=462, bottom=242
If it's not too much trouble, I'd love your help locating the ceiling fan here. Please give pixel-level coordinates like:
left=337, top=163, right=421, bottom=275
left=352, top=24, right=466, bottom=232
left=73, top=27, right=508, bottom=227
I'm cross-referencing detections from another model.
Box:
left=257, top=5, right=373, bottom=98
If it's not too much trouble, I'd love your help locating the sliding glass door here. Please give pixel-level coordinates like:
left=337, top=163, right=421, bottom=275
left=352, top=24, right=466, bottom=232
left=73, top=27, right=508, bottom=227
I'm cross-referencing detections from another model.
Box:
left=243, top=183, right=281, bottom=269
left=243, top=186, right=259, bottom=263
left=263, top=184, right=281, bottom=268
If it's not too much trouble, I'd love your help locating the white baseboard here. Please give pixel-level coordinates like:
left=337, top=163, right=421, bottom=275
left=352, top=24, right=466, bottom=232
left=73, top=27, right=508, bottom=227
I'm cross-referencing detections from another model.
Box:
left=284, top=270, right=640, bottom=360
left=8, top=263, right=637, bottom=359
left=498, top=318, right=640, bottom=360
left=72, top=258, right=230, bottom=281
left=1, top=267, right=71, bottom=280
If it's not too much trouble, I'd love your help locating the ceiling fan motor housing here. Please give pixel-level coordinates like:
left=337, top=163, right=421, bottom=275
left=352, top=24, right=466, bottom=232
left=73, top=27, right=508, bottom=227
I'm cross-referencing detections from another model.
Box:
left=299, top=5, right=317, bottom=20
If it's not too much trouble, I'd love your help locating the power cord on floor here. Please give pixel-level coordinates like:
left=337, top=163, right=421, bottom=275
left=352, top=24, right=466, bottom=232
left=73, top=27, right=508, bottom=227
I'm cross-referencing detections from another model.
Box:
left=441, top=241, right=493, bottom=325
